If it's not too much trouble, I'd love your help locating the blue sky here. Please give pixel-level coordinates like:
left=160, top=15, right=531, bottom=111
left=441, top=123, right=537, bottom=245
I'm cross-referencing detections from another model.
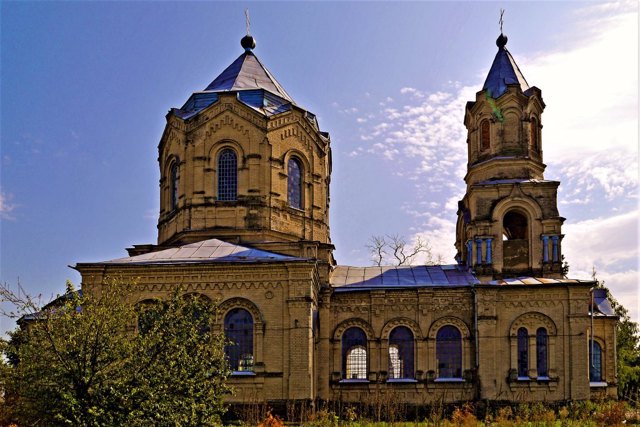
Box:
left=1, top=1, right=638, bottom=334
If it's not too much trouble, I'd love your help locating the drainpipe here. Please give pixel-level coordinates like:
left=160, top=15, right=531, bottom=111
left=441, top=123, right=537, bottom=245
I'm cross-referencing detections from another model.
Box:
left=472, top=286, right=480, bottom=399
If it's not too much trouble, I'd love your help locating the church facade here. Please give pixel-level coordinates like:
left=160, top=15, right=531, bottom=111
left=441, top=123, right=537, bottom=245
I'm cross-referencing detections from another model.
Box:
left=76, top=31, right=617, bottom=407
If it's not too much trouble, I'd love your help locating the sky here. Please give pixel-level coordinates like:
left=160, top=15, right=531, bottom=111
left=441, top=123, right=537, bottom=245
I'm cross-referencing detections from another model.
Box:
left=1, top=1, right=638, bottom=335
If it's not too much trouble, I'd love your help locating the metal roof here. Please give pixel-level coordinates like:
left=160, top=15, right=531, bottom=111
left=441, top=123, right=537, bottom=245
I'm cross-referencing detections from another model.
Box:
left=95, top=239, right=306, bottom=265
left=330, top=265, right=479, bottom=291
left=205, top=51, right=293, bottom=102
left=591, top=288, right=617, bottom=316
left=485, top=277, right=595, bottom=286
left=482, top=37, right=530, bottom=99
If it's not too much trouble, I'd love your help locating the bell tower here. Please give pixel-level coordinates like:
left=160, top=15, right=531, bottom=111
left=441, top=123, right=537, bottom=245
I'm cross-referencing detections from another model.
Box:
left=456, top=33, right=565, bottom=280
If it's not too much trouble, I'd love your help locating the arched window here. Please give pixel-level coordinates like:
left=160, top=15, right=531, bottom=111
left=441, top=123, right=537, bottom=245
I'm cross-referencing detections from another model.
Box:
left=342, top=327, right=367, bottom=379
left=536, top=327, right=548, bottom=377
left=480, top=119, right=491, bottom=151
left=436, top=326, right=462, bottom=379
left=517, top=327, right=529, bottom=378
left=503, top=210, right=529, bottom=269
left=530, top=117, right=539, bottom=151
left=287, top=157, right=302, bottom=210
left=389, top=326, right=414, bottom=379
left=217, top=149, right=237, bottom=201
left=170, top=162, right=180, bottom=210
left=224, top=308, right=254, bottom=372
left=590, top=341, right=603, bottom=382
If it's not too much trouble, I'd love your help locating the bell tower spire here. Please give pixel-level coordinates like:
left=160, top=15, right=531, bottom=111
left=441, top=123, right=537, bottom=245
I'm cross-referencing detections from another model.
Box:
left=455, top=29, right=565, bottom=280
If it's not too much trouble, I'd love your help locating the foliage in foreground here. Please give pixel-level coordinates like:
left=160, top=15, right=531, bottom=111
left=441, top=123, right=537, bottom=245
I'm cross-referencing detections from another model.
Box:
left=0, top=282, right=230, bottom=426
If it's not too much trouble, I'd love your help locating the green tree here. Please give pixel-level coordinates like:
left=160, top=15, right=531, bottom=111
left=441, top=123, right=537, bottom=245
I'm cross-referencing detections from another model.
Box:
left=592, top=267, right=640, bottom=401
left=0, top=281, right=230, bottom=426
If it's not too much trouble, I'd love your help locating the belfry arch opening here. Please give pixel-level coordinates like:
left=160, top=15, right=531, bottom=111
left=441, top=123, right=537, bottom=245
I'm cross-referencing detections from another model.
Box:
left=502, top=210, right=529, bottom=269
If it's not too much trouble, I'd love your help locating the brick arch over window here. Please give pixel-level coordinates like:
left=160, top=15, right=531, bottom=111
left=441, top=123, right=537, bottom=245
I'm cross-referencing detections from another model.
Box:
left=380, top=317, right=423, bottom=340
left=428, top=316, right=470, bottom=340
left=509, top=312, right=558, bottom=380
left=333, top=318, right=375, bottom=341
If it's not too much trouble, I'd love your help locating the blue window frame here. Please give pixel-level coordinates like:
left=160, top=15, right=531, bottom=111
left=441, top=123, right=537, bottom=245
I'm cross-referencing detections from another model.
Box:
left=287, top=157, right=302, bottom=209
left=517, top=327, right=529, bottom=378
left=436, top=325, right=462, bottom=378
left=217, top=149, right=237, bottom=201
left=389, top=326, right=414, bottom=379
left=342, top=327, right=367, bottom=379
left=224, top=308, right=254, bottom=372
left=170, top=162, right=179, bottom=210
left=536, top=327, right=548, bottom=377
left=590, top=341, right=603, bottom=382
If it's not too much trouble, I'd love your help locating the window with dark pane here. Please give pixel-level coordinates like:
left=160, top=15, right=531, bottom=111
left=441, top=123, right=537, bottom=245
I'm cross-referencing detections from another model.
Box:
left=481, top=119, right=491, bottom=151
left=536, top=327, right=548, bottom=377
left=436, top=325, right=462, bottom=378
left=590, top=341, right=603, bottom=382
left=388, top=326, right=414, bottom=379
left=287, top=157, right=302, bottom=209
left=517, top=327, right=529, bottom=378
left=530, top=117, right=539, bottom=150
left=224, top=308, right=254, bottom=372
left=342, top=327, right=367, bottom=379
left=170, top=162, right=180, bottom=210
left=217, top=149, right=237, bottom=201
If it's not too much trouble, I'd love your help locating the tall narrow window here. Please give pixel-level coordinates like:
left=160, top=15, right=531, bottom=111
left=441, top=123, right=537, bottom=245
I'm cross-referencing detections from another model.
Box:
left=590, top=341, right=603, bottom=382
left=517, top=327, right=529, bottom=378
left=480, top=120, right=491, bottom=151
left=536, top=327, right=548, bottom=377
left=342, top=327, right=367, bottom=379
left=436, top=325, right=462, bottom=379
left=224, top=308, right=254, bottom=372
left=388, top=326, right=414, bottom=379
left=530, top=117, right=539, bottom=151
left=287, top=157, right=302, bottom=210
left=217, top=149, right=237, bottom=201
left=170, top=162, right=180, bottom=210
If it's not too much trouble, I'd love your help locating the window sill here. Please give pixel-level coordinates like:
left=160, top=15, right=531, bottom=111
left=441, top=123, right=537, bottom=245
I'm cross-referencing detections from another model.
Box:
left=339, top=379, right=369, bottom=384
left=434, top=378, right=464, bottom=383
left=590, top=381, right=608, bottom=388
left=387, top=378, right=418, bottom=383
left=231, top=371, right=256, bottom=376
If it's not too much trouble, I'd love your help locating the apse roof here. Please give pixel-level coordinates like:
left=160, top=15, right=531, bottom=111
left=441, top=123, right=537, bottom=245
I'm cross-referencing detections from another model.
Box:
left=92, top=239, right=305, bottom=265
left=482, top=34, right=530, bottom=99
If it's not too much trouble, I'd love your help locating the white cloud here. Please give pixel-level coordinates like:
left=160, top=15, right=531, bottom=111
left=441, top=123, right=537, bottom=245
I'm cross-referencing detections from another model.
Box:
left=0, top=189, right=18, bottom=221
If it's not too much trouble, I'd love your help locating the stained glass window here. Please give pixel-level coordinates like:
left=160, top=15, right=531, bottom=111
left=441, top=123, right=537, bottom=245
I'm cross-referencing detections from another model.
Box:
left=389, top=326, right=414, bottom=379
left=224, top=308, right=254, bottom=372
left=536, top=327, right=548, bottom=377
left=217, top=149, right=237, bottom=201
left=517, top=327, right=529, bottom=378
left=342, top=327, right=367, bottom=379
left=288, top=157, right=302, bottom=209
left=436, top=325, right=462, bottom=378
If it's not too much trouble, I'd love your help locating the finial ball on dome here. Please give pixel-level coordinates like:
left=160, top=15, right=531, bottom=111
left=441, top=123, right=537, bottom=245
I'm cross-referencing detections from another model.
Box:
left=241, top=35, right=256, bottom=51
left=496, top=33, right=508, bottom=49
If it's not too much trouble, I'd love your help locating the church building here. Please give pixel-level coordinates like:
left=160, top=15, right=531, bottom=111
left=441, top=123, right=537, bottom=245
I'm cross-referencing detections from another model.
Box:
left=75, top=29, right=618, bottom=408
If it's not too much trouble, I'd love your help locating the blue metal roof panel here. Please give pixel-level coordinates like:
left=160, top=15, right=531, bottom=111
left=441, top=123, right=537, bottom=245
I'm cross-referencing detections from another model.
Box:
left=482, top=47, right=530, bottom=99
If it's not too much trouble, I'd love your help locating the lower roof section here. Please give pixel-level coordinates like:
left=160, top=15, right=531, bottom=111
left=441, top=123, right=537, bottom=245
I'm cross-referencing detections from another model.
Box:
left=330, top=264, right=595, bottom=291
left=80, top=238, right=307, bottom=266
